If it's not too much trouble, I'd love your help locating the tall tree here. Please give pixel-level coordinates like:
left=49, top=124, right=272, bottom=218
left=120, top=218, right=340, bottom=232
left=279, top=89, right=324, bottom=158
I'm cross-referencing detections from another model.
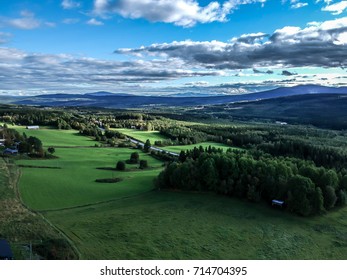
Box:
left=144, top=139, right=151, bottom=153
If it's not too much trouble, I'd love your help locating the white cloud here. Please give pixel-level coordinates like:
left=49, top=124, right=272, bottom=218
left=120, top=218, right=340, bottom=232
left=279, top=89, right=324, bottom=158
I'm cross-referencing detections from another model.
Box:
left=86, top=18, right=104, bottom=26
left=0, top=32, right=11, bottom=44
left=63, top=18, right=80, bottom=24
left=0, top=10, right=41, bottom=30
left=61, top=0, right=81, bottom=10
left=322, top=1, right=347, bottom=15
left=93, top=0, right=268, bottom=27
left=291, top=2, right=308, bottom=9
left=0, top=47, right=222, bottom=94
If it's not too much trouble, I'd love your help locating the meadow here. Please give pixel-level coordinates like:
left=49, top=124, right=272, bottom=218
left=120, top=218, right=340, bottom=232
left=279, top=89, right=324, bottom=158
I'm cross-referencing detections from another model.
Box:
left=12, top=127, right=347, bottom=260
left=10, top=125, right=95, bottom=147
left=9, top=127, right=161, bottom=210
left=115, top=128, right=168, bottom=143
left=45, top=191, right=347, bottom=260
left=164, top=142, right=233, bottom=153
left=115, top=128, right=232, bottom=153
left=18, top=147, right=162, bottom=211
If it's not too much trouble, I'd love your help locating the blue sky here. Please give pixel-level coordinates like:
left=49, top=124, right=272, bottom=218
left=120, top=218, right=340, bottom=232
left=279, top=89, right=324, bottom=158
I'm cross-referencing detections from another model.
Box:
left=1, top=0, right=347, bottom=95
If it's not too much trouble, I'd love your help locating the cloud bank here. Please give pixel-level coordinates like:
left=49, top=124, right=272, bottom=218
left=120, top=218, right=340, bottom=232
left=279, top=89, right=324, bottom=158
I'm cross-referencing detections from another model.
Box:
left=117, top=17, right=347, bottom=69
left=93, top=0, right=267, bottom=27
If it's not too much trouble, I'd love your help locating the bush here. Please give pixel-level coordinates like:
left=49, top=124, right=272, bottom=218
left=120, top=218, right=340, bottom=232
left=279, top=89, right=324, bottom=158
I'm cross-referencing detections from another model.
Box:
left=128, top=152, right=139, bottom=164
left=116, top=161, right=126, bottom=171
left=139, top=160, right=148, bottom=169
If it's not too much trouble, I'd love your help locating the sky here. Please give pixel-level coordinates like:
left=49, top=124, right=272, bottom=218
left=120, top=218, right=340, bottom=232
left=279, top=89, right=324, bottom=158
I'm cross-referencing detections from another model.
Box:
left=1, top=0, right=347, bottom=96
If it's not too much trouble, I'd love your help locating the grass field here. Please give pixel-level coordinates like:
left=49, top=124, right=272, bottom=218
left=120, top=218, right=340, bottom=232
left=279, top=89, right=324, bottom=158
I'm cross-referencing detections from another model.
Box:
left=18, top=147, right=163, bottom=211
left=45, top=191, right=347, bottom=259
left=13, top=127, right=347, bottom=260
left=0, top=158, right=74, bottom=259
left=115, top=129, right=233, bottom=153
left=115, top=129, right=169, bottom=143
left=9, top=125, right=95, bottom=147
left=164, top=142, right=232, bottom=153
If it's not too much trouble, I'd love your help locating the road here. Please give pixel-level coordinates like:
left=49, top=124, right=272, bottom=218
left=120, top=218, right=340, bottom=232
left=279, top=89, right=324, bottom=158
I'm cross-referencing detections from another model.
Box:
left=126, top=138, right=179, bottom=157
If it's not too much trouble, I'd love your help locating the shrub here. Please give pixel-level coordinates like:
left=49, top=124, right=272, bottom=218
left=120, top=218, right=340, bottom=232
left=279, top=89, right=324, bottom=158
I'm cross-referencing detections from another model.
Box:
left=116, top=161, right=126, bottom=171
left=139, top=160, right=148, bottom=169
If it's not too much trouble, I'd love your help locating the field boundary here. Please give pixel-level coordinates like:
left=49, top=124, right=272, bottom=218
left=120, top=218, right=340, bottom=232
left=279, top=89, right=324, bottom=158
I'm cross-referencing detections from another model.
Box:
left=39, top=188, right=157, bottom=213
left=7, top=159, right=82, bottom=259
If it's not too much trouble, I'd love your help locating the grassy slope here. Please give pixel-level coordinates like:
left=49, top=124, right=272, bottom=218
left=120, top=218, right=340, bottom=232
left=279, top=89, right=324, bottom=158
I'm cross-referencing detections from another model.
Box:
left=18, top=147, right=163, bottom=211
left=45, top=191, right=347, bottom=260
left=165, top=142, right=232, bottom=153
left=115, top=129, right=168, bottom=143
left=10, top=125, right=95, bottom=147
left=0, top=158, right=71, bottom=259
left=115, top=128, right=233, bottom=152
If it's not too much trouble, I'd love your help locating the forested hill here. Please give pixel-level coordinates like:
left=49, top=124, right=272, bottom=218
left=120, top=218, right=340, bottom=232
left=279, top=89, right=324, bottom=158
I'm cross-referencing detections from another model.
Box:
left=203, top=94, right=347, bottom=130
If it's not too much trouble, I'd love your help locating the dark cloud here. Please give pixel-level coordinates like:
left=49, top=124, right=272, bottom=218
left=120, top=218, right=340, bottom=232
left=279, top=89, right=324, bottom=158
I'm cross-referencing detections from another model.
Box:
left=253, top=68, right=274, bottom=74
left=117, top=17, right=347, bottom=69
left=0, top=47, right=222, bottom=94
left=281, top=70, right=296, bottom=76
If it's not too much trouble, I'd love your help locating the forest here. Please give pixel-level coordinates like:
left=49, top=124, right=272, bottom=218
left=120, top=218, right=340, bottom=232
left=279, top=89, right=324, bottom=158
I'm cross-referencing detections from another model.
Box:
left=156, top=148, right=346, bottom=216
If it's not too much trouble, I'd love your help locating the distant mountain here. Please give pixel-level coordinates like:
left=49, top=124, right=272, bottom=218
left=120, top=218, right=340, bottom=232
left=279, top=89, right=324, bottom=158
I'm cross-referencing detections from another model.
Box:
left=163, top=92, right=221, bottom=98
left=84, top=91, right=134, bottom=97
left=3, top=85, right=347, bottom=109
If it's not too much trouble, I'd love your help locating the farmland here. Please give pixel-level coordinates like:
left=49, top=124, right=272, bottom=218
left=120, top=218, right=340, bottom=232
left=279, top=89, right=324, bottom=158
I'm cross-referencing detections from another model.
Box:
left=1, top=109, right=346, bottom=260
left=14, top=126, right=164, bottom=210
left=164, top=142, right=232, bottom=153
left=115, top=128, right=169, bottom=143
left=10, top=125, right=95, bottom=147
left=45, top=191, right=347, bottom=259
left=115, top=128, right=232, bottom=152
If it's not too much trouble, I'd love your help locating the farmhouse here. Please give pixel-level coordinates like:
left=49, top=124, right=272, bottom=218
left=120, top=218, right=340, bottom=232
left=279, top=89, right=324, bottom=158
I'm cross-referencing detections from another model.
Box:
left=26, top=125, right=40, bottom=130
left=0, top=139, right=5, bottom=146
left=0, top=239, right=13, bottom=260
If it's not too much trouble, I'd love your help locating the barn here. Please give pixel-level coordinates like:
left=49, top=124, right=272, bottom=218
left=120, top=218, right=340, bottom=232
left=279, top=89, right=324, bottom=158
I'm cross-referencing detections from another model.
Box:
left=0, top=239, right=13, bottom=260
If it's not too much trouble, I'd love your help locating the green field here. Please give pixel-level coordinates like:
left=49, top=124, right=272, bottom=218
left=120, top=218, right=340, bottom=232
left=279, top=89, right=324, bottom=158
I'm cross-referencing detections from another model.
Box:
left=18, top=147, right=163, bottom=211
left=115, top=129, right=233, bottom=153
left=45, top=191, right=347, bottom=259
left=13, top=127, right=347, bottom=260
left=164, top=142, right=232, bottom=154
left=10, top=125, right=95, bottom=147
left=115, top=129, right=169, bottom=143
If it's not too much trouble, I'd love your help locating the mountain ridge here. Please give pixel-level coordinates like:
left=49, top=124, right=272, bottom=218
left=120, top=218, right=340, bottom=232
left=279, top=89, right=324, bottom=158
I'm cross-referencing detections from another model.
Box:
left=1, top=85, right=347, bottom=108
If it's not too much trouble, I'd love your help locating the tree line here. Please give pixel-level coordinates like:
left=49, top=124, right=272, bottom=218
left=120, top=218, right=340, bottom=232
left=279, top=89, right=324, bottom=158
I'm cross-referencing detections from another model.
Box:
left=155, top=148, right=347, bottom=216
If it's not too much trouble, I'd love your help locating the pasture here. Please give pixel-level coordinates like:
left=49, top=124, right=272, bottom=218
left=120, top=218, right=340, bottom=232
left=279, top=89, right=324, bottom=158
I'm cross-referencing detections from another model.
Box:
left=18, top=147, right=163, bottom=211
left=45, top=191, right=347, bottom=260
left=115, top=129, right=168, bottom=143
left=115, top=128, right=233, bottom=153
left=164, top=142, right=232, bottom=153
left=9, top=125, right=95, bottom=147
left=13, top=126, right=347, bottom=260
